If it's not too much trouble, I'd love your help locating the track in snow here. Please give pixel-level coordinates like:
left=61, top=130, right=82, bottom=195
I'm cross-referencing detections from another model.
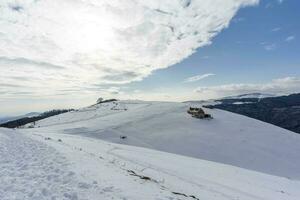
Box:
left=0, top=130, right=110, bottom=200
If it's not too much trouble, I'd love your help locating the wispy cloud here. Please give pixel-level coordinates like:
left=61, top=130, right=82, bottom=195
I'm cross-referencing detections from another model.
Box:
left=184, top=73, right=215, bottom=83
left=233, top=17, right=245, bottom=23
left=266, top=0, right=284, bottom=8
left=277, top=0, right=284, bottom=4
left=271, top=27, right=281, bottom=32
left=285, top=35, right=295, bottom=42
left=264, top=43, right=277, bottom=51
left=195, top=77, right=300, bottom=98
left=200, top=56, right=212, bottom=60
left=0, top=0, right=259, bottom=99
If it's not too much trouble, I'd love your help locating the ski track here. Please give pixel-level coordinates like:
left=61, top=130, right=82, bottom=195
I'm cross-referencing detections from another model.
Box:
left=0, top=131, right=111, bottom=200
left=107, top=148, right=265, bottom=200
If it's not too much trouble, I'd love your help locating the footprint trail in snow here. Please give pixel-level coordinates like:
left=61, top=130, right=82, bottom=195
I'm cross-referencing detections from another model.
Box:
left=0, top=130, right=104, bottom=200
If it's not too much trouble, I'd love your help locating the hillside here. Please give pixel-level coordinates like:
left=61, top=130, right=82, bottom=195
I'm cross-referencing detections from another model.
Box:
left=1, top=128, right=300, bottom=200
left=1, top=100, right=300, bottom=199
left=23, top=100, right=300, bottom=179
left=0, top=112, right=40, bottom=124
left=205, top=93, right=300, bottom=134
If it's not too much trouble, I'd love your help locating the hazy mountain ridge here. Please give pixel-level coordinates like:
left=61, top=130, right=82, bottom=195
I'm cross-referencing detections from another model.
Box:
left=221, top=93, right=277, bottom=99
left=0, top=112, right=40, bottom=124
left=205, top=93, right=300, bottom=133
left=0, top=109, right=73, bottom=128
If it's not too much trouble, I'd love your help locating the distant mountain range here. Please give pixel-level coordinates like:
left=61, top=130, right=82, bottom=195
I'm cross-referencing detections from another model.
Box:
left=0, top=112, right=40, bottom=124
left=221, top=93, right=277, bottom=99
left=204, top=93, right=300, bottom=134
left=0, top=109, right=73, bottom=128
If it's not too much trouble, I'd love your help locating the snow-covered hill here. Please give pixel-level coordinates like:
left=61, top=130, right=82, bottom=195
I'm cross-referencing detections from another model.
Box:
left=2, top=100, right=300, bottom=199
left=1, top=128, right=300, bottom=200
left=24, top=100, right=300, bottom=179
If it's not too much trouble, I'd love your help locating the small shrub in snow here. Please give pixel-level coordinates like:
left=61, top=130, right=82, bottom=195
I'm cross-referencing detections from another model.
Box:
left=120, top=135, right=127, bottom=139
left=28, top=124, right=35, bottom=128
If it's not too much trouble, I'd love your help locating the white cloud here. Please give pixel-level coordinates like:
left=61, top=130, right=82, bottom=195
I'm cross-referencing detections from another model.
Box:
left=195, top=77, right=300, bottom=99
left=0, top=0, right=259, bottom=99
left=184, top=73, right=215, bottom=83
left=271, top=27, right=281, bottom=32
left=105, top=87, right=123, bottom=95
left=264, top=43, right=277, bottom=51
left=285, top=36, right=295, bottom=42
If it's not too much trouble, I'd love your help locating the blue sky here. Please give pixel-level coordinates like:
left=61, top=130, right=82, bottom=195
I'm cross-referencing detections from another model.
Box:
left=124, top=0, right=300, bottom=100
left=0, top=0, right=299, bottom=115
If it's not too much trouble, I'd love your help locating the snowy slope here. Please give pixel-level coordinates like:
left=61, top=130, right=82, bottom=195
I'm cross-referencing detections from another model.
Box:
left=1, top=128, right=300, bottom=200
left=25, top=100, right=300, bottom=180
